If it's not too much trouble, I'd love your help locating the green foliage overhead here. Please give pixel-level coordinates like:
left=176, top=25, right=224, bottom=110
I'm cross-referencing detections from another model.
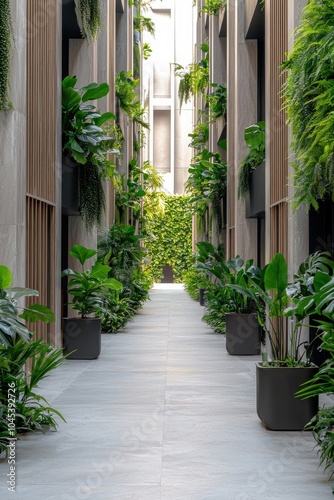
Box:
left=0, top=0, right=12, bottom=111
left=282, top=0, right=334, bottom=209
left=144, top=195, right=193, bottom=283
left=76, top=0, right=102, bottom=41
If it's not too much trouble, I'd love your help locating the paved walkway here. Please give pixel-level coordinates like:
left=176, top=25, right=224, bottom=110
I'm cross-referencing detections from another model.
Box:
left=0, top=284, right=333, bottom=499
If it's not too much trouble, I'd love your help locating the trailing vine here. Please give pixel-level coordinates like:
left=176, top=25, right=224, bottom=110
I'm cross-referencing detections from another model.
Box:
left=173, top=40, right=209, bottom=108
left=0, top=0, right=12, bottom=111
left=282, top=0, right=334, bottom=210
left=115, top=70, right=149, bottom=129
left=76, top=0, right=102, bottom=41
left=79, top=162, right=105, bottom=230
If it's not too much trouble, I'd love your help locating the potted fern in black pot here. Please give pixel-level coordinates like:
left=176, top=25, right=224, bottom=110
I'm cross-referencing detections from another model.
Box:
left=62, top=244, right=123, bottom=359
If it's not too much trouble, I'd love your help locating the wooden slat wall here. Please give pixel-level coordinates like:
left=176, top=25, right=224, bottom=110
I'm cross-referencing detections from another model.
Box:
left=269, top=0, right=289, bottom=259
left=26, top=0, right=57, bottom=344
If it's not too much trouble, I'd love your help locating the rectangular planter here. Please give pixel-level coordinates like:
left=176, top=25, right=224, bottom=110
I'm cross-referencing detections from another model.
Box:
left=246, top=162, right=265, bottom=219
left=225, top=313, right=261, bottom=355
left=63, top=317, right=101, bottom=360
left=256, top=363, right=319, bottom=430
left=62, top=156, right=80, bottom=216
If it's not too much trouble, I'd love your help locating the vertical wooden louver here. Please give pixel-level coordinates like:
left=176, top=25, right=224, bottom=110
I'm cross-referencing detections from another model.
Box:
left=26, top=0, right=57, bottom=343
left=269, top=0, right=289, bottom=259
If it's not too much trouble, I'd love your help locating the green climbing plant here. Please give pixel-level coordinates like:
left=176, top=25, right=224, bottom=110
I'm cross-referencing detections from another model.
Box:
left=144, top=195, right=193, bottom=283
left=206, top=83, right=227, bottom=121
left=76, top=0, right=102, bottom=41
left=0, top=0, right=12, bottom=111
left=115, top=70, right=149, bottom=129
left=282, top=0, right=334, bottom=210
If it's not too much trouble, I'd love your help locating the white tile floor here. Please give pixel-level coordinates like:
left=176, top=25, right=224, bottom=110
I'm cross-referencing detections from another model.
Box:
left=0, top=284, right=332, bottom=499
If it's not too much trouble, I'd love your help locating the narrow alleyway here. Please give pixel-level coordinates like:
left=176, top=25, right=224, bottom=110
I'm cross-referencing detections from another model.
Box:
left=0, top=284, right=332, bottom=500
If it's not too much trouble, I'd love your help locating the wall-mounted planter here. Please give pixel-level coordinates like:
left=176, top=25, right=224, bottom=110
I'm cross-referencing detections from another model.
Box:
left=62, top=156, right=80, bottom=216
left=246, top=162, right=265, bottom=219
left=225, top=313, right=261, bottom=355
left=63, top=317, right=101, bottom=360
left=62, top=0, right=82, bottom=39
left=256, top=363, right=319, bottom=430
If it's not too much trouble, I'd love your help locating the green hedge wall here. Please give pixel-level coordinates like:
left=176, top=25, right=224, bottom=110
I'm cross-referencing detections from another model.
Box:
left=144, top=195, right=193, bottom=282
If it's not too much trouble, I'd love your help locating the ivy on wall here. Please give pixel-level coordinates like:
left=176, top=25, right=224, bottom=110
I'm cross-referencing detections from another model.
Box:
left=282, top=0, right=334, bottom=210
left=0, top=0, right=12, bottom=111
left=144, top=195, right=193, bottom=283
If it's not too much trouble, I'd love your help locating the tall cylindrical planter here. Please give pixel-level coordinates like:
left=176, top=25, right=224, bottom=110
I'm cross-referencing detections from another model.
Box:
left=256, top=363, right=319, bottom=430
left=225, top=313, right=261, bottom=355
left=63, top=317, right=101, bottom=360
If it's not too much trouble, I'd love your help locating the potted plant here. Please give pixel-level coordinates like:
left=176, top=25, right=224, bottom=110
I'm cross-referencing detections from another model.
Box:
left=62, top=244, right=123, bottom=359
left=230, top=252, right=320, bottom=430
left=237, top=121, right=265, bottom=218
left=62, top=75, right=120, bottom=230
left=196, top=242, right=263, bottom=355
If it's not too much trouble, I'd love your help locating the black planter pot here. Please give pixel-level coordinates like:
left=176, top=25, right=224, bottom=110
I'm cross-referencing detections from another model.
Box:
left=62, top=156, right=80, bottom=216
left=256, top=363, right=319, bottom=430
left=246, top=162, right=265, bottom=219
left=225, top=313, right=261, bottom=355
left=199, top=288, right=206, bottom=306
left=63, top=317, right=101, bottom=360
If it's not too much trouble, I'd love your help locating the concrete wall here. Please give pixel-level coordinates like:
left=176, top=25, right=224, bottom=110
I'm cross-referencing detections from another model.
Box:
left=0, top=1, right=27, bottom=286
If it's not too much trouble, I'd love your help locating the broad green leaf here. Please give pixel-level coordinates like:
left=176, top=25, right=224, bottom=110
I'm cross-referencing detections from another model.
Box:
left=82, top=82, right=110, bottom=102
left=69, top=245, right=97, bottom=266
left=0, top=265, right=12, bottom=289
left=94, top=112, right=116, bottom=126
left=62, top=87, right=81, bottom=110
left=264, top=253, right=288, bottom=294
left=19, top=304, right=55, bottom=323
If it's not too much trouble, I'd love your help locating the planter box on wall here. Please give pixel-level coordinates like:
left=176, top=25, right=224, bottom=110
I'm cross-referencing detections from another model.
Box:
left=246, top=162, right=265, bottom=219
left=225, top=313, right=261, bottom=355
left=256, top=363, right=319, bottom=431
left=63, top=317, right=101, bottom=360
left=62, top=156, right=80, bottom=216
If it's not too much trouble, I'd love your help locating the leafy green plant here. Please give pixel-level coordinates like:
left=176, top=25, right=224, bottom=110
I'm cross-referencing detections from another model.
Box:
left=183, top=261, right=211, bottom=301
left=173, top=40, right=209, bottom=108
left=76, top=0, right=102, bottom=41
left=0, top=265, right=55, bottom=347
left=97, top=224, right=151, bottom=320
left=0, top=339, right=65, bottom=454
left=115, top=70, right=149, bottom=129
left=238, top=121, right=265, bottom=200
left=188, top=120, right=209, bottom=150
left=0, top=0, right=12, bottom=111
left=303, top=406, right=334, bottom=479
left=197, top=0, right=227, bottom=16
left=282, top=0, right=334, bottom=210
left=206, top=83, right=227, bottom=120
left=62, top=244, right=123, bottom=318
left=62, top=76, right=119, bottom=230
left=186, top=149, right=227, bottom=236
left=144, top=195, right=193, bottom=282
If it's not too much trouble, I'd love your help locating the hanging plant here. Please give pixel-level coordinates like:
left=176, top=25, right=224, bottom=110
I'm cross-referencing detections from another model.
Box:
left=237, top=121, right=265, bottom=200
left=282, top=0, right=334, bottom=210
left=0, top=0, right=13, bottom=111
left=75, top=0, right=102, bottom=41
left=173, top=40, right=209, bottom=108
